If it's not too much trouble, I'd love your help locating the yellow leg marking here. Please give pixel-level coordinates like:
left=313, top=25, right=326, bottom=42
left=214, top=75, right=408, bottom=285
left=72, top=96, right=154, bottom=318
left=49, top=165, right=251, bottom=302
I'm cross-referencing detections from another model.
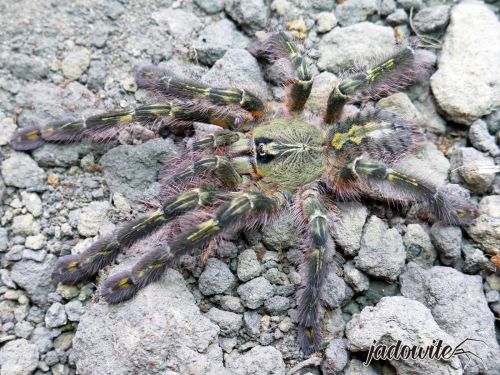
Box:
left=186, top=218, right=220, bottom=241
left=67, top=261, right=79, bottom=271
left=331, top=123, right=379, bottom=149
left=387, top=171, right=419, bottom=186
left=118, top=278, right=130, bottom=288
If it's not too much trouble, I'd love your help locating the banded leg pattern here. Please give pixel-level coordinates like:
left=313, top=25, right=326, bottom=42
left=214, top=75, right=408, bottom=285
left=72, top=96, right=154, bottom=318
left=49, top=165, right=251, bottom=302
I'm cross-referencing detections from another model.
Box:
left=52, top=188, right=217, bottom=285
left=100, top=191, right=279, bottom=303
left=172, top=156, right=242, bottom=188
left=297, top=188, right=334, bottom=355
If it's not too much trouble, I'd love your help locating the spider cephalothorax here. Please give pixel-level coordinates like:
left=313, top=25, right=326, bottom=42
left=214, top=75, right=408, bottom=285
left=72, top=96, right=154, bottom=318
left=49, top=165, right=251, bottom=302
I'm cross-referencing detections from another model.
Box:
left=11, top=31, right=476, bottom=355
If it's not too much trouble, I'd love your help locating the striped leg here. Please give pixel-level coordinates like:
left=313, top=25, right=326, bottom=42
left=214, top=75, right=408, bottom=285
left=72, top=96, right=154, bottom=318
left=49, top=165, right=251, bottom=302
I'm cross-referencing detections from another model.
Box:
left=135, top=66, right=265, bottom=120
left=297, top=188, right=335, bottom=355
left=100, top=191, right=279, bottom=303
left=249, top=31, right=313, bottom=112
left=353, top=159, right=477, bottom=225
left=52, top=188, right=218, bottom=285
left=324, top=46, right=428, bottom=124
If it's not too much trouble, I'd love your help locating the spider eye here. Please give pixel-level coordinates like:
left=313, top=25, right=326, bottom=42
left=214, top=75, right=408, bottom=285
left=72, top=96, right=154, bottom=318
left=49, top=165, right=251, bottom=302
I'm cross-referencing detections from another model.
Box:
left=257, top=143, right=266, bottom=156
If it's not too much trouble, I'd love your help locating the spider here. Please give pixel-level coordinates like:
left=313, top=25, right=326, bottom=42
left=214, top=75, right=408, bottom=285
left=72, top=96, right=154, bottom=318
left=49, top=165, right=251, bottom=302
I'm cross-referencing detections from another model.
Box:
left=11, top=31, right=476, bottom=355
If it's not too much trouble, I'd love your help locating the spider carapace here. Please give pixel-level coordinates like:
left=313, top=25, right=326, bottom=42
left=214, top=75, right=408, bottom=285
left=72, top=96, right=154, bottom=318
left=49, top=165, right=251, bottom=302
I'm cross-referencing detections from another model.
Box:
left=11, top=31, right=476, bottom=355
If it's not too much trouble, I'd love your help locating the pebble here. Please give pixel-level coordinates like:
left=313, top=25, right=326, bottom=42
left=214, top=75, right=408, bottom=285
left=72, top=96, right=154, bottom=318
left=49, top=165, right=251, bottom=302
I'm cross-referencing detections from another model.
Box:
left=14, top=320, right=34, bottom=339
left=45, top=303, right=67, bottom=329
left=12, top=214, right=40, bottom=236
left=24, top=234, right=45, bottom=250
left=321, top=338, right=349, bottom=373
left=195, top=0, right=224, bottom=14
left=151, top=8, right=201, bottom=38
left=198, top=258, right=236, bottom=296
left=335, top=0, right=378, bottom=26
left=429, top=223, right=461, bottom=266
left=466, top=195, right=500, bottom=255
left=343, top=261, right=369, bottom=292
left=413, top=5, right=450, bottom=34
left=261, top=209, right=299, bottom=251
left=1, top=152, right=46, bottom=189
left=330, top=202, right=368, bottom=256
left=0, top=338, right=39, bottom=375
left=22, top=249, right=46, bottom=262
left=220, top=296, right=245, bottom=313
left=20, top=192, right=42, bottom=218
left=237, top=249, right=262, bottom=282
left=65, top=299, right=85, bottom=322
left=61, top=47, right=91, bottom=81
left=31, top=327, right=54, bottom=354
left=53, top=332, right=74, bottom=351
left=321, top=271, right=353, bottom=308
left=243, top=310, right=260, bottom=336
left=77, top=201, right=111, bottom=237
left=264, top=296, right=290, bottom=315
left=225, top=0, right=269, bottom=33
left=461, top=242, right=489, bottom=275
left=450, top=147, right=495, bottom=194
left=469, top=119, right=500, bottom=157
left=205, top=307, right=242, bottom=336
left=315, top=12, right=337, bottom=33
left=238, top=276, right=274, bottom=309
left=386, top=9, right=408, bottom=25
left=0, top=117, right=16, bottom=146
left=403, top=224, right=436, bottom=268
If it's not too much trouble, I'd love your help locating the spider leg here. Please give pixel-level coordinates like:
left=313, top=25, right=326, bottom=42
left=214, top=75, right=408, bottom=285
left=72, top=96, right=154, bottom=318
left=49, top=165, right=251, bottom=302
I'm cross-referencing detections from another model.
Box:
left=135, top=65, right=265, bottom=120
left=352, top=158, right=477, bottom=225
left=100, top=190, right=280, bottom=303
left=297, top=187, right=335, bottom=355
left=52, top=188, right=219, bottom=285
left=324, top=46, right=428, bottom=124
left=249, top=31, right=313, bottom=112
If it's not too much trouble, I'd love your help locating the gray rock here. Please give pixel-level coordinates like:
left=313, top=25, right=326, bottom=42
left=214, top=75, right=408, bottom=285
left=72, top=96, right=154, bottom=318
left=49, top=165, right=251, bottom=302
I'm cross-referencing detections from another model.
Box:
left=0, top=117, right=16, bottom=146
left=400, top=263, right=500, bottom=374
left=195, top=20, right=249, bottom=66
left=33, top=143, right=89, bottom=167
left=450, top=147, right=495, bottom=194
left=346, top=296, right=461, bottom=374
left=20, top=192, right=42, bottom=218
left=90, top=21, right=110, bottom=48
left=335, top=0, right=378, bottom=26
left=343, top=261, right=370, bottom=292
left=469, top=119, right=500, bottom=157
left=466, top=195, right=500, bottom=255
left=261, top=209, right=300, bottom=251
left=264, top=296, right=290, bottom=315
left=354, top=216, right=406, bottom=280
left=0, top=338, right=39, bottom=375
left=321, top=338, right=349, bottom=373
left=321, top=270, right=353, bottom=308
left=220, top=296, right=244, bottom=313
left=461, top=242, right=489, bottom=274
left=377, top=92, right=423, bottom=123
left=202, top=49, right=268, bottom=102
left=318, top=23, right=395, bottom=72
left=62, top=46, right=90, bottom=81
left=225, top=345, right=285, bottom=375
left=237, top=249, right=262, bottom=282
left=330, top=202, right=368, bottom=256
left=386, top=9, right=408, bottom=26
left=22, top=249, right=46, bottom=262
left=396, top=0, right=423, bottom=11
left=199, top=258, right=236, bottom=296
left=238, top=277, right=274, bottom=309
left=65, top=299, right=85, bottom=322
left=1, top=152, right=46, bottom=188
left=151, top=8, right=201, bottom=39
left=225, top=0, right=269, bottom=34
left=30, top=327, right=54, bottom=354
left=25, top=234, right=45, bottom=251
left=12, top=214, right=40, bottom=236
left=45, top=302, right=67, bottom=328
left=243, top=311, right=260, bottom=337
left=206, top=307, right=242, bottom=336
left=486, top=108, right=500, bottom=133
left=315, top=12, right=338, bottom=33
left=403, top=224, right=436, bottom=268
left=413, top=5, right=450, bottom=34
left=104, top=0, right=124, bottom=20
left=14, top=320, right=33, bottom=339
left=195, top=0, right=224, bottom=14
left=100, top=138, right=176, bottom=201
left=8, top=53, right=49, bottom=81
left=305, top=71, right=339, bottom=114
left=11, top=255, right=57, bottom=307
left=344, top=359, right=380, bottom=375
left=380, top=0, right=396, bottom=16
left=72, top=269, right=228, bottom=375
left=430, top=1, right=500, bottom=125
left=429, top=223, right=461, bottom=266
left=77, top=201, right=111, bottom=237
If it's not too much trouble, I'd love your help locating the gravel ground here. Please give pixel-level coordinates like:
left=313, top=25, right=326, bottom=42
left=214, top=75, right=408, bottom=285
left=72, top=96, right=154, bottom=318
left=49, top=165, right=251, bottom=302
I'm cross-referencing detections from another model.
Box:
left=0, top=0, right=499, bottom=375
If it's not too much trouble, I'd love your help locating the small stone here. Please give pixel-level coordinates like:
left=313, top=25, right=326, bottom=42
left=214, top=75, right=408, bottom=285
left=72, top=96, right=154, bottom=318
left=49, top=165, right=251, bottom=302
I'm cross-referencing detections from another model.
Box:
left=330, top=202, right=368, bottom=256
left=12, top=214, right=40, bottom=236
left=22, top=249, right=46, bottom=262
left=305, top=71, right=339, bottom=114
left=264, top=296, right=290, bottom=315
left=45, top=303, right=67, bottom=328
left=396, top=0, right=423, bottom=11
left=77, top=201, right=111, bottom=237
left=354, top=216, right=406, bottom=280
left=413, top=5, right=450, bottom=34
left=151, top=8, right=201, bottom=38
left=0, top=339, right=39, bottom=375
left=261, top=209, right=300, bottom=250
left=403, top=224, right=436, bottom=268
left=54, top=332, right=74, bottom=351
left=120, top=77, right=137, bottom=93
left=316, top=12, right=337, bottom=33
left=25, top=234, right=45, bottom=250
left=318, top=22, right=395, bottom=72
left=198, top=258, right=236, bottom=296
left=238, top=276, right=274, bottom=309
left=20, top=192, right=42, bottom=218
left=225, top=345, right=285, bottom=375
left=430, top=223, right=461, bottom=266
left=321, top=271, right=353, bottom=308
left=450, top=147, right=495, bottom=194
left=0, top=117, right=16, bottom=146
left=61, top=47, right=91, bottom=80
left=219, top=336, right=237, bottom=353
left=322, top=338, right=349, bottom=373
left=466, top=195, right=500, bottom=255
left=343, top=261, right=369, bottom=292
left=51, top=364, right=70, bottom=375
left=195, top=0, right=224, bottom=14
left=65, top=299, right=85, bottom=322
left=386, top=9, right=408, bottom=26
left=380, top=0, right=396, bottom=16
left=335, top=0, right=378, bottom=26
left=30, top=327, right=54, bottom=354
left=104, top=0, right=124, bottom=20
left=243, top=311, right=260, bottom=337
left=237, top=249, right=262, bottom=282
left=263, top=268, right=288, bottom=285
left=14, top=321, right=33, bottom=339
left=462, top=242, right=489, bottom=274
left=1, top=152, right=46, bottom=188
left=220, top=296, right=244, bottom=313
left=377, top=92, right=422, bottom=123
left=194, top=19, right=249, bottom=66
left=225, top=0, right=269, bottom=34
left=206, top=307, right=242, bottom=336
left=56, top=284, right=80, bottom=300
left=469, top=119, right=500, bottom=157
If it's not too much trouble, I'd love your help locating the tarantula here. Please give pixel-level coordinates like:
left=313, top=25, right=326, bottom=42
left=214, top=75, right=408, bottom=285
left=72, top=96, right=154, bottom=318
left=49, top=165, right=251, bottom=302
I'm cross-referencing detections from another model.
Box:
left=11, top=32, right=475, bottom=355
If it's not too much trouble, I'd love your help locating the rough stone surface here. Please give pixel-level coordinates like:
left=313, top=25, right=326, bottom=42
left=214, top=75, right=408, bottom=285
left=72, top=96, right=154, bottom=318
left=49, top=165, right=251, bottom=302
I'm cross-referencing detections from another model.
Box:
left=0, top=338, right=39, bottom=375
left=321, top=338, right=349, bottom=374
left=413, top=5, right=450, bottom=34
left=449, top=147, right=495, bottom=194
left=466, top=195, right=500, bottom=255
left=225, top=345, right=285, bottom=375
left=199, top=258, right=236, bottom=296
left=468, top=119, right=499, bottom=157
left=72, top=270, right=228, bottom=375
left=151, top=8, right=201, bottom=39
left=343, top=261, right=369, bottom=292
left=403, top=223, right=436, bottom=268
left=206, top=307, right=242, bottom=336
left=237, top=249, right=262, bottom=282
left=225, top=0, right=269, bottom=34
left=346, top=296, right=462, bottom=375
left=330, top=202, right=369, bottom=256
left=335, top=0, right=378, bottom=26
left=237, top=277, right=274, bottom=309
left=62, top=47, right=91, bottom=80
left=430, top=1, right=500, bottom=125
left=77, top=201, right=111, bottom=237
left=1, top=152, right=46, bottom=188
left=318, top=22, right=395, bottom=72
left=354, top=216, right=406, bottom=280
left=401, top=263, right=500, bottom=374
